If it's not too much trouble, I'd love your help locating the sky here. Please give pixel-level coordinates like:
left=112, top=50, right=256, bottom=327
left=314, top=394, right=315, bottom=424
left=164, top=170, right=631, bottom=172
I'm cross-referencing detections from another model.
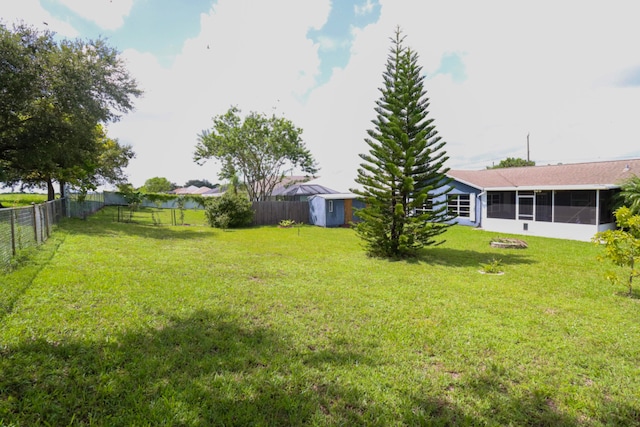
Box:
left=3, top=0, right=640, bottom=192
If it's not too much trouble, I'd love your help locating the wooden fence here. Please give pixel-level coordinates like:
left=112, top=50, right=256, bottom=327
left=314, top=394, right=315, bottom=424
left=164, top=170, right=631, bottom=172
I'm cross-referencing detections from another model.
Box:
left=252, top=201, right=310, bottom=226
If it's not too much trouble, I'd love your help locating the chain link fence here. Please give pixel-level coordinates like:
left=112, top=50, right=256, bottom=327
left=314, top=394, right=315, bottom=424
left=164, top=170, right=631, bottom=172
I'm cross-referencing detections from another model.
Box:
left=0, top=199, right=66, bottom=269
left=67, top=192, right=105, bottom=219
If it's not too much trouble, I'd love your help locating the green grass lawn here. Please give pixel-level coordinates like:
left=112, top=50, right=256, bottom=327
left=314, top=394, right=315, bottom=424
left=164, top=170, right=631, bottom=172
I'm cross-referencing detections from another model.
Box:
left=1, top=207, right=639, bottom=426
left=0, top=193, right=48, bottom=207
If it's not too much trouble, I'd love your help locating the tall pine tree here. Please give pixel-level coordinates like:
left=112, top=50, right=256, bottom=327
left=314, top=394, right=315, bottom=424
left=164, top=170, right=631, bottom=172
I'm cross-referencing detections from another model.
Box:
left=352, top=27, right=452, bottom=257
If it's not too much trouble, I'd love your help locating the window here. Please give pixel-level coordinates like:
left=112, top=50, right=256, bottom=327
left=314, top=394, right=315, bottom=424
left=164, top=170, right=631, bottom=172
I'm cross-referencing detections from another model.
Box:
left=328, top=200, right=334, bottom=213
left=599, top=189, right=619, bottom=224
left=447, top=194, right=471, bottom=218
left=554, top=190, right=596, bottom=224
left=413, top=196, right=433, bottom=215
left=487, top=191, right=516, bottom=219
left=535, top=191, right=553, bottom=222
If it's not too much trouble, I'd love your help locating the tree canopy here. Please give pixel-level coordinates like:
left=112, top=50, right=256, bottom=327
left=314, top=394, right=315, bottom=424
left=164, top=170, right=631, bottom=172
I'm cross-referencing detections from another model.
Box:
left=142, top=177, right=176, bottom=193
left=487, top=157, right=535, bottom=169
left=185, top=179, right=216, bottom=188
left=352, top=28, right=452, bottom=258
left=618, top=175, right=640, bottom=215
left=0, top=23, right=141, bottom=199
left=195, top=106, right=318, bottom=201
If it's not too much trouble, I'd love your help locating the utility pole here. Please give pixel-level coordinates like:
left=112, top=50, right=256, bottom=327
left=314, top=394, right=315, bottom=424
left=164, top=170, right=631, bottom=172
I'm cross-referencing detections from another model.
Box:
left=527, top=133, right=530, bottom=162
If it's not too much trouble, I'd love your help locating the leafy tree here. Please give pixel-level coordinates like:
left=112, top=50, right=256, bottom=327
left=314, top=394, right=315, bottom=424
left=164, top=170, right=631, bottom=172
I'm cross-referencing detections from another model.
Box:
left=195, top=106, right=318, bottom=201
left=89, top=129, right=135, bottom=189
left=0, top=23, right=141, bottom=200
left=185, top=179, right=216, bottom=188
left=487, top=157, right=535, bottom=169
left=618, top=175, right=640, bottom=215
left=3, top=124, right=133, bottom=199
left=204, top=191, right=254, bottom=229
left=352, top=28, right=452, bottom=258
left=116, top=183, right=142, bottom=210
left=593, top=206, right=640, bottom=296
left=142, top=177, right=175, bottom=193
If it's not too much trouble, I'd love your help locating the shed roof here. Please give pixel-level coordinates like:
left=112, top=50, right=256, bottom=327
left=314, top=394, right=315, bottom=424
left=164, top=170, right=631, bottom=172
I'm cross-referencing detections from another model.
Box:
left=271, top=183, right=339, bottom=197
left=448, top=158, right=640, bottom=190
left=311, top=193, right=360, bottom=200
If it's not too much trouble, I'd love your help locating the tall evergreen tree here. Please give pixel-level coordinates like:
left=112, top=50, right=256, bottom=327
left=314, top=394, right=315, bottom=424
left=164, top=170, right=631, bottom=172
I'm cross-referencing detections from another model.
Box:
left=352, top=28, right=452, bottom=257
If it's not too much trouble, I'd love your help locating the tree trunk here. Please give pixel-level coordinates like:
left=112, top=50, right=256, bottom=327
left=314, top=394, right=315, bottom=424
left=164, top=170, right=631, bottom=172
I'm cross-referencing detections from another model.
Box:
left=46, top=178, right=55, bottom=201
left=629, top=256, right=634, bottom=296
left=59, top=180, right=66, bottom=198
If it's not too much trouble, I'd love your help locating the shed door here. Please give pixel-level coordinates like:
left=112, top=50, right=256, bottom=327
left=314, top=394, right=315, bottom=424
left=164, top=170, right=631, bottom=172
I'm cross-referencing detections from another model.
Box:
left=344, top=199, right=353, bottom=225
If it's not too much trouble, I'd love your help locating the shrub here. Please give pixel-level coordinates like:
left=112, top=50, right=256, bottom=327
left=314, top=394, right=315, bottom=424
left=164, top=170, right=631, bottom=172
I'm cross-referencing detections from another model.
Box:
left=480, top=257, right=503, bottom=274
left=204, top=192, right=253, bottom=229
left=593, top=206, right=640, bottom=296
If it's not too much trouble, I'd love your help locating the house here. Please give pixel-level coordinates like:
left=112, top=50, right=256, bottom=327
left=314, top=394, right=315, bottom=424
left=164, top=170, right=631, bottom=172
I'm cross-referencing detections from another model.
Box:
left=309, top=193, right=366, bottom=227
left=171, top=185, right=214, bottom=195
left=438, top=158, right=640, bottom=241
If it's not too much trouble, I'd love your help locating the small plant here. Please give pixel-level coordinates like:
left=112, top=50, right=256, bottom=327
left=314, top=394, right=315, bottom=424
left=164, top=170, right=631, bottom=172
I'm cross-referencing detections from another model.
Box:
left=176, top=196, right=186, bottom=225
left=151, top=211, right=162, bottom=226
left=480, top=257, right=503, bottom=274
left=593, top=206, right=640, bottom=296
left=278, top=219, right=296, bottom=228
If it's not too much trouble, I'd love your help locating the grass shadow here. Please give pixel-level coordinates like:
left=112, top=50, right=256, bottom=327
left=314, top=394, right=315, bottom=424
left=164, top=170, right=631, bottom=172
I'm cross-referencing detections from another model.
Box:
left=614, top=288, right=640, bottom=299
left=416, top=247, right=536, bottom=269
left=0, top=309, right=474, bottom=425
left=457, top=364, right=586, bottom=426
left=61, top=215, right=212, bottom=241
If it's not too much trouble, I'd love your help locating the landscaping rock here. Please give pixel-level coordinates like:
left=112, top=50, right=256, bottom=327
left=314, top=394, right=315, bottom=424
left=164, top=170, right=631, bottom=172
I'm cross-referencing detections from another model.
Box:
left=490, top=238, right=528, bottom=249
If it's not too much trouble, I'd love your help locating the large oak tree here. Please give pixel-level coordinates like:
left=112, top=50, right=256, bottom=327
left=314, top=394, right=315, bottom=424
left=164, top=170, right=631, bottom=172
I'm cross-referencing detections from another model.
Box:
left=0, top=23, right=141, bottom=199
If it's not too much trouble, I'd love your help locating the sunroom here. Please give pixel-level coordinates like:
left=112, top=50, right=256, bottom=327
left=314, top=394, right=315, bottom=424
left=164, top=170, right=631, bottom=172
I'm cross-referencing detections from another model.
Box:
left=445, top=158, right=640, bottom=241
left=481, top=187, right=618, bottom=241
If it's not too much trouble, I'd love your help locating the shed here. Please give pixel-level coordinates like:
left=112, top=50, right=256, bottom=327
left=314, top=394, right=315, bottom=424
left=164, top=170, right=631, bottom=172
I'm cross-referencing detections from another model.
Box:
left=309, top=193, right=365, bottom=227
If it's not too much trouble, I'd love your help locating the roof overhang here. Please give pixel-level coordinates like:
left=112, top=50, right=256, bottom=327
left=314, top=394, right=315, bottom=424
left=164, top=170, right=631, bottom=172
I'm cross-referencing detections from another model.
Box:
left=311, top=193, right=360, bottom=200
left=483, top=184, right=621, bottom=191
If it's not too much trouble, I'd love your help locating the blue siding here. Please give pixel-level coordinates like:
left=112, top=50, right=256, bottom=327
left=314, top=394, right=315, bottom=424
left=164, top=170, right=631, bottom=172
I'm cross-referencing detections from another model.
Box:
left=308, top=196, right=326, bottom=227
left=309, top=196, right=365, bottom=227
left=430, top=181, right=482, bottom=227
left=325, top=199, right=344, bottom=227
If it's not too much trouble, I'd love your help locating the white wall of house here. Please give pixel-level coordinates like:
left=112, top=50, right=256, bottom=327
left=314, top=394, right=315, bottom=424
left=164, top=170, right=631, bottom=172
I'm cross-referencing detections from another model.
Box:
left=478, top=193, right=616, bottom=242
left=482, top=217, right=604, bottom=241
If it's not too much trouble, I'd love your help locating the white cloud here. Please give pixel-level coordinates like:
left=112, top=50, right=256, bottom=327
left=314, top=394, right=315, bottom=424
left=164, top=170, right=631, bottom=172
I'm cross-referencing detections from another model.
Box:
left=358, top=0, right=640, bottom=169
left=58, top=0, right=134, bottom=30
left=354, top=0, right=375, bottom=16
left=7, top=0, right=640, bottom=189
left=114, top=0, right=640, bottom=188
left=1, top=0, right=78, bottom=37
left=108, top=0, right=332, bottom=186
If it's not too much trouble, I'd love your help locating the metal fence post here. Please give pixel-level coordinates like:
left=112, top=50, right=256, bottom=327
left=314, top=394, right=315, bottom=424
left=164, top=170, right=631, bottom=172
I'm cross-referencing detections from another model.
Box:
left=10, top=209, right=16, bottom=256
left=32, top=203, right=38, bottom=244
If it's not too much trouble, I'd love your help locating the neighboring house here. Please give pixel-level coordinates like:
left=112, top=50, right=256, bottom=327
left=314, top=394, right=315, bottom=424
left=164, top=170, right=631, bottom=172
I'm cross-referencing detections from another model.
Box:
left=309, top=193, right=366, bottom=227
left=200, top=187, right=224, bottom=197
left=171, top=186, right=214, bottom=195
left=437, top=158, right=640, bottom=241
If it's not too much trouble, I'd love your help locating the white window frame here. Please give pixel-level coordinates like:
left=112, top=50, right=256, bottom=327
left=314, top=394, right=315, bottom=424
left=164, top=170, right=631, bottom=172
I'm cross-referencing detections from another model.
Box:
left=447, top=193, right=475, bottom=221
